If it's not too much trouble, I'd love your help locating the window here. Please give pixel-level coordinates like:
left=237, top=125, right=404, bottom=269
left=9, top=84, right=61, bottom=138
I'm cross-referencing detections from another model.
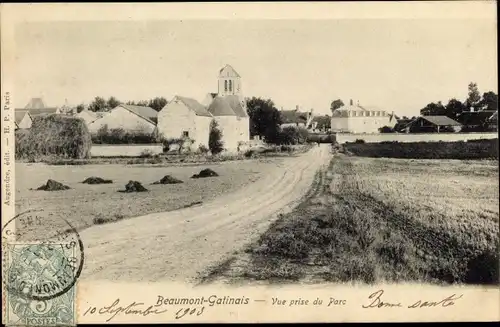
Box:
left=229, top=80, right=232, bottom=92
left=224, top=80, right=228, bottom=91
left=182, top=131, right=189, bottom=138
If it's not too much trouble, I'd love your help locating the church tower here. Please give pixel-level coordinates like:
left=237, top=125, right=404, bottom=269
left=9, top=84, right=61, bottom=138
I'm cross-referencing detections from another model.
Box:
left=218, top=64, right=242, bottom=98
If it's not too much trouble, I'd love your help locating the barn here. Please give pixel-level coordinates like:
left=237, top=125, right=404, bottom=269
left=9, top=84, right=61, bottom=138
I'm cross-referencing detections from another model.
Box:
left=157, top=95, right=213, bottom=150
left=88, top=104, right=158, bottom=134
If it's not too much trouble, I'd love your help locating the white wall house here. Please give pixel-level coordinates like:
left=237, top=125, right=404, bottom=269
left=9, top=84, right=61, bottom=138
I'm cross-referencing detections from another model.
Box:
left=88, top=104, right=158, bottom=134
left=157, top=95, right=213, bottom=150
left=157, top=64, right=250, bottom=152
left=75, top=109, right=98, bottom=126
left=15, top=110, right=33, bottom=129
left=206, top=95, right=249, bottom=151
left=330, top=101, right=396, bottom=134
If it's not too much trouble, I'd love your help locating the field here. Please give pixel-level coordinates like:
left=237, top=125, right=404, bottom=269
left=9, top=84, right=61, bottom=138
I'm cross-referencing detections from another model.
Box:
left=207, top=153, right=499, bottom=285
left=343, top=138, right=498, bottom=160
left=14, top=157, right=287, bottom=241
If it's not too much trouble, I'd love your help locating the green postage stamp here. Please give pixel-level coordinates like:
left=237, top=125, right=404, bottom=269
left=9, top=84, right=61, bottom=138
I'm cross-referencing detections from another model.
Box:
left=3, top=242, right=79, bottom=326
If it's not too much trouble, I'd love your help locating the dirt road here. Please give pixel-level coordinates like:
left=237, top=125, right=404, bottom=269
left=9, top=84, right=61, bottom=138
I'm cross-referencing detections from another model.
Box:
left=79, top=144, right=332, bottom=283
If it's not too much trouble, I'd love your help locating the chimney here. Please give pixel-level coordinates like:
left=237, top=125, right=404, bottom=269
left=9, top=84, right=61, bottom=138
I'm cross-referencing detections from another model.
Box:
left=350, top=99, right=353, bottom=106
left=357, top=100, right=360, bottom=106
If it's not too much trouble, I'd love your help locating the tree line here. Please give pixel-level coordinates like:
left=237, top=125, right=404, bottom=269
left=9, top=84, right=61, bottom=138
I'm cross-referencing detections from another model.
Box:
left=420, top=82, right=497, bottom=119
left=76, top=96, right=168, bottom=113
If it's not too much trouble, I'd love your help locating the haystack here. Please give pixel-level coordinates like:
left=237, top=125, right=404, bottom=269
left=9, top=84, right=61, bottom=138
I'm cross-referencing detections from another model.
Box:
left=82, top=177, right=113, bottom=184
left=36, top=179, right=71, bottom=191
left=191, top=168, right=219, bottom=179
left=119, top=180, right=148, bottom=193
left=152, top=175, right=184, bottom=184
left=15, top=115, right=92, bottom=160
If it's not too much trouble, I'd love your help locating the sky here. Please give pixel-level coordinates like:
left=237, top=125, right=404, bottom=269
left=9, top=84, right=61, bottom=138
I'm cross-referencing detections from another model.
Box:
left=11, top=9, right=497, bottom=117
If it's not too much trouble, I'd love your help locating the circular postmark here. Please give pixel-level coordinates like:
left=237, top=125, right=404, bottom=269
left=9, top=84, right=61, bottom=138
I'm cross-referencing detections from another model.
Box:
left=1, top=210, right=85, bottom=302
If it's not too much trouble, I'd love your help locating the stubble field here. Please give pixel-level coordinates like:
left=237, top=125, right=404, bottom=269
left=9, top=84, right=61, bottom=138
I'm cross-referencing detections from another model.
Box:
left=14, top=158, right=285, bottom=241
left=207, top=153, right=499, bottom=285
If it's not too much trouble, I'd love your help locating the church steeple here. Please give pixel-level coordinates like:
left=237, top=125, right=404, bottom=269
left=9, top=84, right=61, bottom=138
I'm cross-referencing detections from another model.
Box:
left=218, top=64, right=242, bottom=97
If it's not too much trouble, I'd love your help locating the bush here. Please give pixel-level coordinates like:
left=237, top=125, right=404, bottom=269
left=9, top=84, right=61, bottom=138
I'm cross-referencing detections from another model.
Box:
left=91, top=125, right=157, bottom=144
left=16, top=114, right=92, bottom=160
left=278, top=127, right=309, bottom=145
left=344, top=139, right=498, bottom=160
left=379, top=126, right=395, bottom=133
left=197, top=144, right=210, bottom=154
left=354, top=139, right=365, bottom=144
left=209, top=119, right=224, bottom=154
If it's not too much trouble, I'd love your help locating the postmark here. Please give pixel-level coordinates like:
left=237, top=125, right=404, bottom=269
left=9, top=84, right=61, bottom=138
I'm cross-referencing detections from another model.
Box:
left=2, top=210, right=85, bottom=326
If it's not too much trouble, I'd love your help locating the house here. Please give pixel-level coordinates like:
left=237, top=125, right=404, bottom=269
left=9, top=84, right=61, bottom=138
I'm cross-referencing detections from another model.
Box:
left=404, top=116, right=462, bottom=133
left=14, top=110, right=33, bottom=129
left=75, top=109, right=99, bottom=126
left=16, top=97, right=61, bottom=117
left=330, top=100, right=395, bottom=134
left=157, top=95, right=213, bottom=150
left=488, top=111, right=498, bottom=130
left=280, top=106, right=314, bottom=130
left=87, top=104, right=158, bottom=134
left=457, top=110, right=498, bottom=132
left=157, top=64, right=250, bottom=152
left=207, top=95, right=249, bottom=151
left=393, top=118, right=414, bottom=133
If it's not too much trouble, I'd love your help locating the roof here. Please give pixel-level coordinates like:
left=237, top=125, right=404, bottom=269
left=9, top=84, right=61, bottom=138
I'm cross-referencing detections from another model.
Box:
left=174, top=96, right=213, bottom=117
left=457, top=110, right=497, bottom=126
left=280, top=110, right=310, bottom=124
left=118, top=104, right=158, bottom=124
left=420, top=116, right=462, bottom=126
left=219, top=64, right=241, bottom=78
left=489, top=111, right=497, bottom=122
left=337, top=104, right=367, bottom=112
left=15, top=107, right=60, bottom=116
left=207, top=96, right=237, bottom=117
left=24, top=98, right=46, bottom=109
left=15, top=110, right=31, bottom=124
left=223, top=95, right=247, bottom=118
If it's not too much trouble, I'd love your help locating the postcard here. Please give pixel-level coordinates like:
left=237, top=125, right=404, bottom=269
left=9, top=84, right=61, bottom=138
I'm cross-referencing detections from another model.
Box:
left=1, top=2, right=499, bottom=324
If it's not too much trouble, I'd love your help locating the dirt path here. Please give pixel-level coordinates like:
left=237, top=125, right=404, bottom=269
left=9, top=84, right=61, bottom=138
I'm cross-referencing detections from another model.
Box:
left=78, top=144, right=332, bottom=283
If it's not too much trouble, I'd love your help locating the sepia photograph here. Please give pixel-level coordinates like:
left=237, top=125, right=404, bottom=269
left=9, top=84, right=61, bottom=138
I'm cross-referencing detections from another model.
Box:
left=1, top=1, right=498, bottom=324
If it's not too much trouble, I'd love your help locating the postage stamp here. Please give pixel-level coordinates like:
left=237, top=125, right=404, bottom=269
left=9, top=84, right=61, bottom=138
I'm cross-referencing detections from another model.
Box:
left=4, top=242, right=77, bottom=326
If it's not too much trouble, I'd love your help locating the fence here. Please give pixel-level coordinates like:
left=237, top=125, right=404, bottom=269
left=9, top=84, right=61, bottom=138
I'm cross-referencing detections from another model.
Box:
left=335, top=132, right=498, bottom=144
left=90, top=144, right=163, bottom=157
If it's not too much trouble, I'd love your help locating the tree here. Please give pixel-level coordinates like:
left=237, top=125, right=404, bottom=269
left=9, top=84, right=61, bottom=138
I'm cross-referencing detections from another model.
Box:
left=465, top=82, right=481, bottom=111
left=445, top=98, right=466, bottom=119
left=107, top=96, right=121, bottom=109
left=88, top=97, right=108, bottom=112
left=379, top=126, right=395, bottom=133
left=479, top=91, right=498, bottom=111
left=76, top=104, right=85, bottom=113
left=246, top=97, right=282, bottom=144
left=148, top=97, right=168, bottom=111
left=330, top=99, right=344, bottom=114
left=420, top=101, right=446, bottom=116
left=208, top=119, right=224, bottom=154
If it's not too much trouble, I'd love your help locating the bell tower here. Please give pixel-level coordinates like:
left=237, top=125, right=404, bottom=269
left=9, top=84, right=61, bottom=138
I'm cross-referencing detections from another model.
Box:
left=218, top=64, right=242, bottom=97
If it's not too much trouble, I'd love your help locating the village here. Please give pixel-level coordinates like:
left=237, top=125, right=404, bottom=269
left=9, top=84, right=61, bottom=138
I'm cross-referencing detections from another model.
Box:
left=3, top=12, right=497, bottom=318
left=14, top=64, right=497, bottom=158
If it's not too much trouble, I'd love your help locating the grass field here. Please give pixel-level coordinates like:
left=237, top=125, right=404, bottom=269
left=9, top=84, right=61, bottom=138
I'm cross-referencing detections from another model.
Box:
left=14, top=158, right=286, bottom=241
left=208, top=154, right=499, bottom=285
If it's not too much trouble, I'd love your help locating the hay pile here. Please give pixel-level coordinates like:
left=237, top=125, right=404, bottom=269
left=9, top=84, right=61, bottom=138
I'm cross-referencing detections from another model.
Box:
left=191, top=168, right=219, bottom=179
left=82, top=177, right=113, bottom=184
left=36, top=179, right=71, bottom=191
left=152, top=175, right=184, bottom=184
left=15, top=114, right=92, bottom=160
left=119, top=180, right=148, bottom=193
